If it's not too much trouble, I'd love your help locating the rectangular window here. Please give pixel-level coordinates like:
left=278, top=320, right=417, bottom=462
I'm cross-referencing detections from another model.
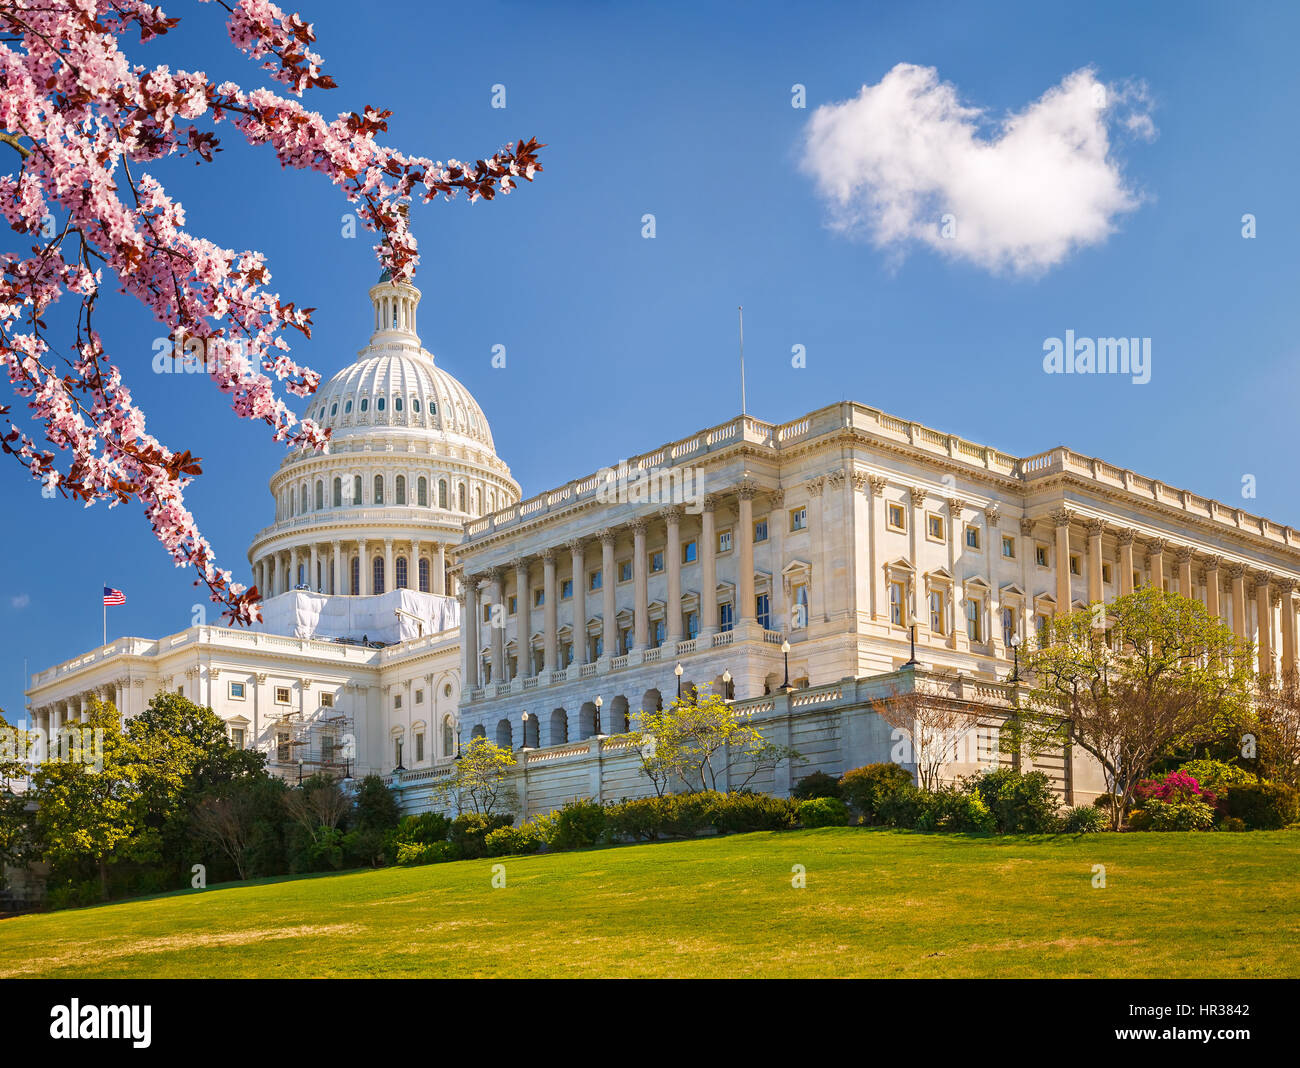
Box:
left=275, top=686, right=290, bottom=704
left=590, top=569, right=602, bottom=591
left=321, top=734, right=335, bottom=764
left=791, top=583, right=809, bottom=629
left=756, top=593, right=771, bottom=630
left=618, top=561, right=632, bottom=583
left=789, top=507, right=807, bottom=532
left=927, top=513, right=945, bottom=542
left=508, top=595, right=518, bottom=613
left=1001, top=535, right=1016, bottom=559
left=978, top=725, right=1001, bottom=763
left=965, top=525, right=980, bottom=550
left=415, top=732, right=424, bottom=763
left=887, top=503, right=906, bottom=531
left=1102, top=562, right=1113, bottom=585
left=320, top=692, right=333, bottom=708
left=653, top=620, right=666, bottom=647
left=619, top=626, right=632, bottom=654
left=1001, top=606, right=1016, bottom=647
left=1069, top=554, right=1081, bottom=576
left=395, top=694, right=403, bottom=710
left=482, top=604, right=491, bottom=622
left=415, top=688, right=424, bottom=705
left=966, top=598, right=982, bottom=642
left=1035, top=544, right=1049, bottom=568
left=682, top=540, right=697, bottom=564
left=754, top=519, right=768, bottom=543
left=889, top=580, right=906, bottom=626
left=650, top=550, right=664, bottom=574
left=276, top=732, right=290, bottom=762
left=561, top=578, right=573, bottom=600
left=229, top=681, right=246, bottom=700
left=719, top=601, right=734, bottom=633
left=230, top=728, right=245, bottom=749
left=534, top=588, right=545, bottom=607
left=718, top=529, right=733, bottom=554
left=685, top=611, right=699, bottom=639
left=929, top=590, right=946, bottom=635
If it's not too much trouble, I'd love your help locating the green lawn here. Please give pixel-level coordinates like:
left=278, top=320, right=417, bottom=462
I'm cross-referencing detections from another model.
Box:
left=2, top=828, right=1297, bottom=978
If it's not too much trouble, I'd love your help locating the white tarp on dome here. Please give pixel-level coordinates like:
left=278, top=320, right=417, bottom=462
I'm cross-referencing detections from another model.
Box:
left=254, top=589, right=460, bottom=644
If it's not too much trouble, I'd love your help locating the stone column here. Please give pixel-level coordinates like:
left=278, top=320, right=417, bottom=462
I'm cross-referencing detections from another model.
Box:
left=1280, top=579, right=1297, bottom=678
left=1256, top=574, right=1273, bottom=677
left=1118, top=529, right=1135, bottom=596
left=1051, top=508, right=1073, bottom=614
left=514, top=558, right=532, bottom=676
left=289, top=546, right=299, bottom=589
left=488, top=567, right=505, bottom=682
left=1228, top=564, right=1246, bottom=639
left=333, top=541, right=342, bottom=595
left=805, top=477, right=826, bottom=624
left=600, top=530, right=618, bottom=654
left=1085, top=519, right=1104, bottom=604
left=569, top=539, right=588, bottom=665
left=1176, top=546, right=1194, bottom=600
left=384, top=539, right=394, bottom=595
left=699, top=503, right=717, bottom=636
left=358, top=539, right=369, bottom=595
left=310, top=543, right=320, bottom=592
left=910, top=487, right=928, bottom=631
left=985, top=504, right=1003, bottom=657
left=768, top=489, right=787, bottom=631
left=738, top=484, right=758, bottom=623
left=663, top=508, right=683, bottom=643
left=1205, top=556, right=1222, bottom=619
left=436, top=542, right=447, bottom=595
left=1147, top=538, right=1166, bottom=592
left=870, top=476, right=888, bottom=621
left=543, top=548, right=558, bottom=671
left=458, top=588, right=477, bottom=689
left=948, top=498, right=966, bottom=652
left=632, top=519, right=649, bottom=648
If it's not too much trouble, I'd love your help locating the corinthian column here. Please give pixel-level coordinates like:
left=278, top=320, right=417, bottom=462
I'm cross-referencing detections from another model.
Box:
left=1256, top=574, right=1273, bottom=677
left=568, top=539, right=587, bottom=666
left=663, top=507, right=683, bottom=643
left=738, top=484, right=758, bottom=624
left=700, top=498, right=717, bottom=635
left=543, top=549, right=558, bottom=671
left=632, top=519, right=649, bottom=648
left=1117, top=528, right=1136, bottom=597
left=1085, top=519, right=1104, bottom=604
left=1147, top=538, right=1166, bottom=592
left=1204, top=556, right=1221, bottom=619
left=514, top=558, right=532, bottom=676
left=1228, top=563, right=1246, bottom=639
left=1175, top=546, right=1194, bottom=600
left=1050, top=508, right=1073, bottom=614
left=599, top=530, right=617, bottom=655
left=1279, top=578, right=1297, bottom=678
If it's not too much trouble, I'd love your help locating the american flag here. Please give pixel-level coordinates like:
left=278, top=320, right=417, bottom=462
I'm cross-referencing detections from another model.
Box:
left=102, top=586, right=126, bottom=606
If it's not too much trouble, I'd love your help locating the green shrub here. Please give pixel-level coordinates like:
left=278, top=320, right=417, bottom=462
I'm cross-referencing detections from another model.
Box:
left=1062, top=806, right=1107, bottom=833
left=965, top=768, right=1060, bottom=833
left=1139, top=798, right=1216, bottom=831
left=551, top=799, right=606, bottom=849
left=395, top=840, right=459, bottom=865
left=485, top=824, right=544, bottom=856
left=712, top=792, right=800, bottom=834
left=393, top=811, right=451, bottom=846
left=1222, top=817, right=1247, bottom=832
left=1223, top=782, right=1300, bottom=830
left=449, top=812, right=514, bottom=859
left=352, top=774, right=401, bottom=832
left=914, top=789, right=995, bottom=833
left=657, top=792, right=721, bottom=838
left=341, top=827, right=388, bottom=867
left=792, top=771, right=842, bottom=801
left=1176, top=759, right=1258, bottom=795
left=876, top=783, right=928, bottom=828
left=605, top=797, right=666, bottom=842
left=798, top=797, right=851, bottom=827
left=839, top=763, right=914, bottom=824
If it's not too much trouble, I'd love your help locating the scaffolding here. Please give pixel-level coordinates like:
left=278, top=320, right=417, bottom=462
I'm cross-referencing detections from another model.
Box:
left=269, top=708, right=355, bottom=780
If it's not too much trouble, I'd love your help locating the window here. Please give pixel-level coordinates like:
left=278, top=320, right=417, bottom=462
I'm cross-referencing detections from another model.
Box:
left=458, top=483, right=467, bottom=511
left=332, top=477, right=342, bottom=507
left=360, top=397, right=368, bottom=412
left=618, top=561, right=632, bottom=583
left=396, top=475, right=406, bottom=505
left=534, top=589, right=545, bottom=607
left=682, top=539, right=697, bottom=564
left=394, top=738, right=403, bottom=767
left=1002, top=607, right=1016, bottom=647
left=653, top=620, right=666, bottom=647
left=396, top=556, right=408, bottom=588
left=1069, top=554, right=1081, bottom=576
left=927, top=513, right=945, bottom=541
left=1035, top=544, right=1049, bottom=568
left=1102, top=562, right=1113, bottom=585
left=415, top=688, right=424, bottom=705
left=789, top=507, right=807, bottom=532
left=719, top=601, right=735, bottom=632
left=344, top=400, right=352, bottom=414
left=508, top=595, right=517, bottom=614
left=419, top=558, right=430, bottom=593
left=685, top=611, right=699, bottom=639
left=443, top=718, right=454, bottom=755
left=754, top=519, right=768, bottom=543
left=417, top=477, right=428, bottom=506
left=929, top=590, right=946, bottom=635
left=791, top=583, right=809, bottom=629
left=352, top=475, right=362, bottom=506
left=350, top=556, right=360, bottom=595
left=373, top=474, right=384, bottom=505
left=561, top=578, right=573, bottom=600
left=966, top=597, right=983, bottom=642
left=619, top=626, right=633, bottom=654
left=718, top=529, right=733, bottom=554
left=438, top=479, right=448, bottom=508
left=321, top=692, right=334, bottom=707
left=229, top=681, right=246, bottom=700
left=965, top=526, right=980, bottom=550
left=373, top=555, right=385, bottom=595
left=1001, top=535, right=1016, bottom=559
left=395, top=694, right=403, bottom=710
left=314, top=481, right=323, bottom=510
left=377, top=396, right=386, bottom=412
left=590, top=569, right=602, bottom=591
left=592, top=635, right=603, bottom=658
left=276, top=732, right=290, bottom=762
left=756, top=593, right=771, bottom=630
left=275, top=686, right=290, bottom=704
left=395, top=396, right=404, bottom=412
left=415, top=732, right=424, bottom=762
left=650, top=550, right=664, bottom=574
left=230, top=728, right=245, bottom=749
left=321, top=734, right=335, bottom=764
left=889, top=580, right=906, bottom=626
left=887, top=503, right=906, bottom=531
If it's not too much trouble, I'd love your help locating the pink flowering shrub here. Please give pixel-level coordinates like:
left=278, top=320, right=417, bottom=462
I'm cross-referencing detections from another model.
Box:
left=1132, top=770, right=1216, bottom=808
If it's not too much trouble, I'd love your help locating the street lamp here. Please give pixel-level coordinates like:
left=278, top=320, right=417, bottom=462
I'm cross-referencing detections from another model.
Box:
left=297, top=758, right=304, bottom=785
left=1009, top=633, right=1022, bottom=682
left=781, top=638, right=791, bottom=691
left=674, top=661, right=683, bottom=699
left=594, top=696, right=605, bottom=737
left=721, top=669, right=733, bottom=701
left=904, top=610, right=920, bottom=668
left=520, top=711, right=531, bottom=751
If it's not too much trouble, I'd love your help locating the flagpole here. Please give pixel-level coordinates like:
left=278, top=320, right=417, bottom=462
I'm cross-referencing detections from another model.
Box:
left=103, top=580, right=106, bottom=647
left=738, top=305, right=747, bottom=417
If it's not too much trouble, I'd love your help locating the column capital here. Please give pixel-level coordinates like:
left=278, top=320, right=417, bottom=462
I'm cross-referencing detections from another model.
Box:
left=868, top=474, right=888, bottom=497
left=541, top=546, right=558, bottom=564
left=565, top=537, right=587, bottom=554
left=659, top=506, right=684, bottom=524
left=629, top=517, right=649, bottom=536
left=1226, top=562, right=1246, bottom=580
left=1146, top=537, right=1167, bottom=554
left=1277, top=577, right=1296, bottom=595
left=909, top=485, right=928, bottom=507
left=1173, top=545, right=1194, bottom=564
left=826, top=469, right=847, bottom=489
left=1049, top=507, right=1073, bottom=528
left=1254, top=571, right=1273, bottom=591
left=850, top=471, right=869, bottom=492
left=947, top=497, right=966, bottom=515
left=1019, top=516, right=1035, bottom=537
left=701, top=494, right=719, bottom=513
left=768, top=488, right=785, bottom=508
left=983, top=504, right=1001, bottom=526
left=510, top=556, right=529, bottom=574
left=597, top=527, right=618, bottom=545
left=1084, top=518, right=1105, bottom=538
left=487, top=565, right=505, bottom=584
left=1204, top=554, right=1222, bottom=572
left=737, top=480, right=761, bottom=501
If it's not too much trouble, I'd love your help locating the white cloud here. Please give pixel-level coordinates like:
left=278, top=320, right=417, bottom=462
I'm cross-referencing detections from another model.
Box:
left=800, top=64, right=1155, bottom=275
left=10, top=594, right=29, bottom=609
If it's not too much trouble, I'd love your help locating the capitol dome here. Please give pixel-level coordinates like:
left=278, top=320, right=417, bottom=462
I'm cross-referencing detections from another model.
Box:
left=246, top=267, right=519, bottom=606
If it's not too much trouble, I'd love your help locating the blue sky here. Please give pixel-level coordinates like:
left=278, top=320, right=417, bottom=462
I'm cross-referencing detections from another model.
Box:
left=3, top=0, right=1299, bottom=723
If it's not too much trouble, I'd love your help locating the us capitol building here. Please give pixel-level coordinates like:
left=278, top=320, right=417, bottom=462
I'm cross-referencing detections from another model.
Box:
left=25, top=268, right=1300, bottom=816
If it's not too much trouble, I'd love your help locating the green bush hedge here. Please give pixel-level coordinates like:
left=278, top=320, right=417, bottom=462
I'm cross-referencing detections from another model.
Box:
left=914, top=789, right=995, bottom=833
left=792, top=772, right=843, bottom=801
left=1062, top=806, right=1107, bottom=833
left=1223, top=783, right=1299, bottom=830
left=551, top=799, right=606, bottom=849
left=798, top=797, right=851, bottom=827
left=711, top=792, right=800, bottom=834
left=1128, top=798, right=1215, bottom=831
left=839, top=763, right=914, bottom=824
left=484, top=824, right=545, bottom=857
left=449, top=812, right=514, bottom=859
left=964, top=768, right=1060, bottom=833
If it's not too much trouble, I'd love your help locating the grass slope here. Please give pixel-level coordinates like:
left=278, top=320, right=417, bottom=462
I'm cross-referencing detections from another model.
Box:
left=2, top=828, right=1298, bottom=978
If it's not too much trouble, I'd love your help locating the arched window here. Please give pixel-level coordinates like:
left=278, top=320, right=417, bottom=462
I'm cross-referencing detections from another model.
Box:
left=377, top=396, right=386, bottom=412
left=413, top=398, right=421, bottom=414
left=360, top=398, right=368, bottom=413
left=418, top=558, right=430, bottom=592
left=289, top=487, right=295, bottom=516
left=457, top=483, right=467, bottom=512
left=417, top=476, right=428, bottom=507
left=350, top=556, right=360, bottom=595
left=352, top=475, right=362, bottom=506
left=442, top=716, right=454, bottom=756
left=314, top=480, right=323, bottom=510
left=332, top=477, right=342, bottom=507
left=373, top=556, right=385, bottom=595
left=395, top=556, right=408, bottom=588
left=474, top=486, right=483, bottom=515
left=373, top=475, right=384, bottom=505
left=438, top=479, right=448, bottom=509
left=344, top=400, right=352, bottom=414
left=395, top=475, right=406, bottom=505
left=301, top=482, right=308, bottom=511
left=330, top=402, right=338, bottom=416
left=395, top=396, right=403, bottom=412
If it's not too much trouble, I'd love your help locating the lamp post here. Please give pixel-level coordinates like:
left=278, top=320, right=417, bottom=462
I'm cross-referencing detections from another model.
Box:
left=721, top=669, right=733, bottom=701
left=1009, top=633, right=1022, bottom=683
left=781, top=638, right=791, bottom=691
left=904, top=610, right=920, bottom=668
left=297, top=758, right=304, bottom=785
left=520, top=711, right=531, bottom=751
left=594, top=696, right=604, bottom=738
left=674, top=662, right=683, bottom=699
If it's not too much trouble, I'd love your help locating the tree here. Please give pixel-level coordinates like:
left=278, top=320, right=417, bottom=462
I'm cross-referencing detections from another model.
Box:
left=0, top=710, right=34, bottom=883
left=1023, top=588, right=1254, bottom=828
left=1252, top=669, right=1300, bottom=789
left=0, top=1, right=543, bottom=622
left=192, top=786, right=259, bottom=881
left=867, top=675, right=986, bottom=792
left=434, top=737, right=516, bottom=816
left=627, top=691, right=800, bottom=795
left=31, top=697, right=141, bottom=898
